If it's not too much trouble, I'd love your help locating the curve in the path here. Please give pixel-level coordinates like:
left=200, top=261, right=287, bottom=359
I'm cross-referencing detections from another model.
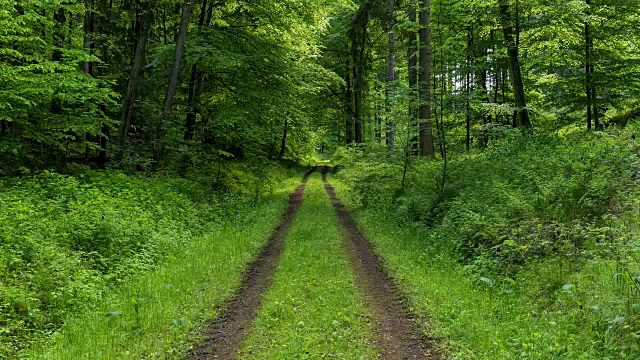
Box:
left=321, top=167, right=440, bottom=360
left=190, top=169, right=314, bottom=360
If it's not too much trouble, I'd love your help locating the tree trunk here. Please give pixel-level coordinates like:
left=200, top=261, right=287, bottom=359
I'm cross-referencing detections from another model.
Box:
left=83, top=0, right=95, bottom=75
left=408, top=0, right=418, bottom=154
left=50, top=7, right=66, bottom=119
left=184, top=65, right=199, bottom=141
left=156, top=0, right=193, bottom=161
left=375, top=96, right=382, bottom=141
left=95, top=0, right=112, bottom=163
left=466, top=31, right=471, bottom=152
left=492, top=30, right=500, bottom=112
left=419, top=0, right=434, bottom=157
left=475, top=30, right=490, bottom=124
left=52, top=8, right=66, bottom=62
left=585, top=0, right=599, bottom=130
left=351, top=58, right=358, bottom=145
left=352, top=40, right=366, bottom=144
left=184, top=0, right=210, bottom=141
left=84, top=0, right=107, bottom=163
left=501, top=68, right=506, bottom=103
left=99, top=116, right=108, bottom=164
left=279, top=118, right=288, bottom=159
left=345, top=68, right=354, bottom=144
left=585, top=4, right=592, bottom=130
left=118, top=7, right=152, bottom=146
left=385, top=0, right=396, bottom=151
left=350, top=4, right=369, bottom=145
left=205, top=0, right=217, bottom=25
left=592, top=85, right=599, bottom=129
left=83, top=0, right=94, bottom=156
left=498, top=0, right=530, bottom=128
left=355, top=43, right=366, bottom=144
left=491, top=30, right=498, bottom=103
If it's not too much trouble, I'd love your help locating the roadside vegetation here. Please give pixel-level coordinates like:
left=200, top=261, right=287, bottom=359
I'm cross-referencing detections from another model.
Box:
left=329, top=125, right=640, bottom=358
left=1, top=162, right=302, bottom=358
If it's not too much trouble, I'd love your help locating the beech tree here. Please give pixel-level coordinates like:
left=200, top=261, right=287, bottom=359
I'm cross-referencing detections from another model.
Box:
left=155, top=0, right=193, bottom=161
left=2, top=0, right=640, bottom=172
left=119, top=4, right=152, bottom=147
left=418, top=0, right=435, bottom=156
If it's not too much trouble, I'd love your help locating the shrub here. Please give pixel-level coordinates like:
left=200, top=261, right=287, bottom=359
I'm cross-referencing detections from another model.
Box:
left=333, top=126, right=640, bottom=276
left=0, top=160, right=302, bottom=356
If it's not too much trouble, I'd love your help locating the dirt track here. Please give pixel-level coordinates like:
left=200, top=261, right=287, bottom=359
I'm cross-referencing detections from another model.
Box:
left=190, top=169, right=313, bottom=360
left=321, top=167, right=439, bottom=360
left=191, top=168, right=439, bottom=359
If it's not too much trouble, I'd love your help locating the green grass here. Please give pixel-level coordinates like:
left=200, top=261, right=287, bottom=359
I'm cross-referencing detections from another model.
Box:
left=0, top=172, right=212, bottom=357
left=240, top=174, right=377, bottom=359
left=23, top=176, right=302, bottom=359
left=328, top=174, right=640, bottom=360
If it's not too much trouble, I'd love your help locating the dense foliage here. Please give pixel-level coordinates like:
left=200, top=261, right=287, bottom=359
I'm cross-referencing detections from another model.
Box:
left=0, top=161, right=299, bottom=356
left=2, top=0, right=640, bottom=357
left=2, top=0, right=639, bottom=166
left=335, top=125, right=640, bottom=272
left=308, top=0, right=640, bottom=155
left=332, top=124, right=640, bottom=357
left=0, top=0, right=340, bottom=172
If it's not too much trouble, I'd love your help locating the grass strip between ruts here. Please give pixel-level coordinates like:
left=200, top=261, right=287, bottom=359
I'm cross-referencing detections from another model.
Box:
left=240, top=174, right=377, bottom=359
left=25, top=177, right=302, bottom=360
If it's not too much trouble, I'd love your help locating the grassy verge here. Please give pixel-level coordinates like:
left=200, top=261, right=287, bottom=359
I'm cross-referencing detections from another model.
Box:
left=23, top=176, right=301, bottom=359
left=0, top=161, right=303, bottom=357
left=240, top=174, right=377, bottom=359
left=328, top=174, right=640, bottom=360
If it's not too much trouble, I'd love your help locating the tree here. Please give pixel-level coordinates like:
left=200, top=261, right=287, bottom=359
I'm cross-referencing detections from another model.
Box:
left=498, top=0, right=530, bottom=128
left=156, top=0, right=193, bottom=161
left=585, top=0, right=595, bottom=130
left=350, top=2, right=370, bottom=145
left=385, top=0, right=396, bottom=151
left=118, top=4, right=153, bottom=147
left=3, top=0, right=640, bottom=175
left=408, top=0, right=419, bottom=154
left=419, top=0, right=434, bottom=156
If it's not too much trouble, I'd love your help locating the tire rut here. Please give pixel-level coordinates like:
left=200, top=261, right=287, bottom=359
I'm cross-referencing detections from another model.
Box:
left=190, top=169, right=314, bottom=360
left=321, top=167, right=441, bottom=360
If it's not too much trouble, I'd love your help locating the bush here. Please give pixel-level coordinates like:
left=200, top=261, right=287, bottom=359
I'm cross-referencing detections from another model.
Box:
left=332, top=126, right=640, bottom=356
left=0, top=160, right=302, bottom=356
left=333, top=126, right=640, bottom=276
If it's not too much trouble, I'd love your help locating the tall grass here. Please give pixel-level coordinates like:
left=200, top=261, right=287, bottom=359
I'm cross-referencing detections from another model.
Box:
left=20, top=176, right=301, bottom=359
left=337, top=205, right=640, bottom=359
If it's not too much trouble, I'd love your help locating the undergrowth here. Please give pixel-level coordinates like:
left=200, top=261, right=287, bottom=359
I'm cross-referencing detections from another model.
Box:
left=0, top=160, right=301, bottom=357
left=330, top=123, right=640, bottom=358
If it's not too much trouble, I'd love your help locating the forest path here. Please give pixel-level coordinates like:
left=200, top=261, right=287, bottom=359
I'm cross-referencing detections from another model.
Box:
left=191, top=168, right=438, bottom=359
left=190, top=169, right=314, bottom=359
left=321, top=167, right=440, bottom=360
left=238, top=174, right=377, bottom=358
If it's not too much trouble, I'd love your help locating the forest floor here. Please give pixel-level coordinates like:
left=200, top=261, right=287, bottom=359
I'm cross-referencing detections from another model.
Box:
left=189, top=168, right=439, bottom=359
